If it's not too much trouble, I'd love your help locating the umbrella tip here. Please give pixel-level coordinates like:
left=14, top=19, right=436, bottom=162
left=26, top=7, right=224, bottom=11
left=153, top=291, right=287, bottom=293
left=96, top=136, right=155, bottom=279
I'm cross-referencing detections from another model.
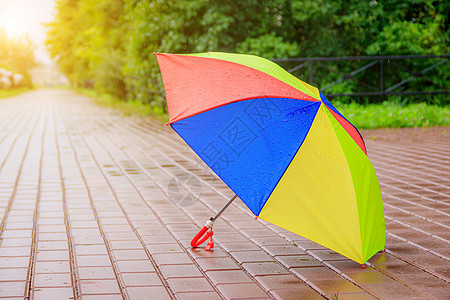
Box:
left=153, top=52, right=158, bottom=55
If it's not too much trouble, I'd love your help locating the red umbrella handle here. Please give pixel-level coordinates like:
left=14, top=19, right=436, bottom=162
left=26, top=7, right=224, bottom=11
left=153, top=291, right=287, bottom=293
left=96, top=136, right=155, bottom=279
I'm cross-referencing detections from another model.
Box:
left=191, top=220, right=214, bottom=248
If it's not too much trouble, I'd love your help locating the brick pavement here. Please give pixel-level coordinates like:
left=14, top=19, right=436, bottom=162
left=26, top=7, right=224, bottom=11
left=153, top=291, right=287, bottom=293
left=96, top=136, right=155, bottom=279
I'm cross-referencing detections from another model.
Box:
left=0, top=89, right=448, bottom=299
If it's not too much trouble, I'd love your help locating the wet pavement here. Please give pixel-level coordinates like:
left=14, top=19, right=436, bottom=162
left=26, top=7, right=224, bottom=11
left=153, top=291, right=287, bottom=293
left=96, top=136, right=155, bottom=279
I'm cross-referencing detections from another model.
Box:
left=0, top=89, right=448, bottom=299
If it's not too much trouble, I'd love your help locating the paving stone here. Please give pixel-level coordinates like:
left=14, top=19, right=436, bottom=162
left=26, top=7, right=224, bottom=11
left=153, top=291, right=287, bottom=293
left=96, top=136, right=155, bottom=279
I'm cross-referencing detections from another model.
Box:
left=292, top=240, right=328, bottom=251
left=160, top=264, right=203, bottom=278
left=365, top=283, right=424, bottom=299
left=375, top=263, right=430, bottom=276
left=231, top=250, right=275, bottom=263
left=37, top=241, right=69, bottom=251
left=5, top=223, right=32, bottom=230
left=116, top=260, right=156, bottom=273
left=1, top=230, right=33, bottom=239
left=255, top=274, right=308, bottom=291
left=72, top=235, right=105, bottom=245
left=206, top=270, right=254, bottom=285
left=240, top=228, right=276, bottom=237
left=0, top=257, right=30, bottom=268
left=250, top=236, right=292, bottom=246
left=0, top=247, right=30, bottom=257
left=432, top=266, right=449, bottom=278
left=0, top=238, right=32, bottom=247
left=330, top=292, right=377, bottom=300
left=125, top=286, right=171, bottom=300
left=167, top=277, right=214, bottom=293
left=38, top=225, right=67, bottom=233
left=313, top=279, right=365, bottom=295
left=262, top=245, right=307, bottom=256
left=76, top=255, right=112, bottom=267
left=36, top=250, right=70, bottom=262
left=32, top=287, right=74, bottom=300
left=34, top=261, right=70, bottom=273
left=196, top=257, right=241, bottom=271
left=145, top=243, right=184, bottom=254
left=308, top=250, right=350, bottom=261
left=404, top=253, right=447, bottom=267
left=277, top=255, right=323, bottom=269
left=0, top=268, right=28, bottom=281
left=189, top=247, right=228, bottom=259
left=113, top=249, right=148, bottom=260
left=106, top=232, right=139, bottom=241
left=269, top=286, right=324, bottom=300
left=153, top=253, right=193, bottom=265
left=217, top=282, right=270, bottom=299
left=213, top=233, right=249, bottom=243
left=143, top=235, right=177, bottom=244
left=78, top=267, right=117, bottom=280
left=36, top=232, right=68, bottom=241
left=121, top=272, right=163, bottom=286
left=75, top=244, right=108, bottom=255
left=175, top=291, right=222, bottom=300
left=231, top=220, right=268, bottom=230
left=82, top=295, right=124, bottom=300
left=347, top=270, right=394, bottom=286
left=109, top=240, right=144, bottom=250
left=396, top=273, right=450, bottom=295
left=79, top=279, right=121, bottom=295
left=219, top=241, right=261, bottom=252
left=102, top=224, right=133, bottom=232
left=327, top=260, right=373, bottom=273
left=0, top=281, right=26, bottom=297
left=242, top=261, right=290, bottom=276
left=291, top=267, right=342, bottom=281
left=420, top=286, right=450, bottom=299
left=33, top=273, right=72, bottom=287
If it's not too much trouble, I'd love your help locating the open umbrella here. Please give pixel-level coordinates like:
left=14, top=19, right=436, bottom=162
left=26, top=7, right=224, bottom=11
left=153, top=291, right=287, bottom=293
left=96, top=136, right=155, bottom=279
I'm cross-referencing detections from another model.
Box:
left=155, top=52, right=385, bottom=265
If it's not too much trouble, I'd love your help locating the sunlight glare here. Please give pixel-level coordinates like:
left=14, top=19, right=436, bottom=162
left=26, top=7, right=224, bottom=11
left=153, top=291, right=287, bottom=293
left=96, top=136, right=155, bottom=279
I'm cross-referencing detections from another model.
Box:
left=1, top=14, right=28, bottom=38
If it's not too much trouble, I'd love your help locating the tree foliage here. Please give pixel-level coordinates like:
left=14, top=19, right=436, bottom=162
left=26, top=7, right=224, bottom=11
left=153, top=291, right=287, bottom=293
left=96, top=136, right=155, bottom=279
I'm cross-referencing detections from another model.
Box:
left=46, top=0, right=126, bottom=97
left=0, top=30, right=37, bottom=87
left=46, top=0, right=449, bottom=105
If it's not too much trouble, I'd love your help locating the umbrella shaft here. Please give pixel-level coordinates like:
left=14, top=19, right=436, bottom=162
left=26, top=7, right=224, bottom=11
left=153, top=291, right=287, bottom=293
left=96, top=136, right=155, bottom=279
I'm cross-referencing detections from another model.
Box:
left=211, top=195, right=237, bottom=222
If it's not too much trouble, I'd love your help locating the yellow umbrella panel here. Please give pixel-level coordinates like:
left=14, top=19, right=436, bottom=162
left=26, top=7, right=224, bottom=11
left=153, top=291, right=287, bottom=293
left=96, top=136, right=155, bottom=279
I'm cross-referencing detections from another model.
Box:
left=259, top=104, right=386, bottom=264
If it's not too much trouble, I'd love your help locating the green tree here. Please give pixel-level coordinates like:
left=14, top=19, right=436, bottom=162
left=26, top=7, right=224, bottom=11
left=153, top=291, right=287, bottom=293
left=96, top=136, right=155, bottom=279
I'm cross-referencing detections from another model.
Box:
left=46, top=0, right=126, bottom=98
left=0, top=30, right=37, bottom=87
left=47, top=0, right=448, bottom=105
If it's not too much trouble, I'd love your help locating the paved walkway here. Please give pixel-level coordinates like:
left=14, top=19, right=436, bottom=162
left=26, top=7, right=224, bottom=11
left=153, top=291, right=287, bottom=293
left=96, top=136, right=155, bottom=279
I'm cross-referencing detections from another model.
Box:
left=0, top=89, right=448, bottom=299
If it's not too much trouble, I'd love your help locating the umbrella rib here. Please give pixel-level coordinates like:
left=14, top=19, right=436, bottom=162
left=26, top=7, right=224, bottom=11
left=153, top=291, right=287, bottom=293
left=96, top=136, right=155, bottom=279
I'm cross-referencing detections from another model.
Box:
left=256, top=102, right=322, bottom=215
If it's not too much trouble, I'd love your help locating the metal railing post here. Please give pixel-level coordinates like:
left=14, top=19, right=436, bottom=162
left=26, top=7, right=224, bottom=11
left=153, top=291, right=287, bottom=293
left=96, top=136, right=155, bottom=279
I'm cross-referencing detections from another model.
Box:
left=380, top=59, right=385, bottom=95
left=309, top=61, right=314, bottom=85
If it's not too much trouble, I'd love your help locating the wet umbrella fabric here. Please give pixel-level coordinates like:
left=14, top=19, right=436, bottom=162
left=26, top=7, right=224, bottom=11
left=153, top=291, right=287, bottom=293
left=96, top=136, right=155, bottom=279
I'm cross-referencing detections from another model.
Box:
left=155, top=52, right=385, bottom=264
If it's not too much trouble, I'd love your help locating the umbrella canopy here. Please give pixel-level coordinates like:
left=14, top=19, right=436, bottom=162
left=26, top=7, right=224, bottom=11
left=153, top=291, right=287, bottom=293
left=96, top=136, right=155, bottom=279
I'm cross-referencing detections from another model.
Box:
left=155, top=52, right=385, bottom=264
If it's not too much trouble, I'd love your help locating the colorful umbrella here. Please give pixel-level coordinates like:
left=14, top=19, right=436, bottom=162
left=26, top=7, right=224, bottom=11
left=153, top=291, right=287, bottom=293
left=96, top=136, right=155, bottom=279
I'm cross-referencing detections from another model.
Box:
left=155, top=52, right=385, bottom=265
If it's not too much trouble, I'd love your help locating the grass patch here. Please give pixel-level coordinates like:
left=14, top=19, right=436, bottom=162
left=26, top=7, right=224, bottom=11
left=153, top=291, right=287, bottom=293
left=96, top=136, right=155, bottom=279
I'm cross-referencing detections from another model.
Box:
left=0, top=87, right=31, bottom=99
left=333, top=101, right=450, bottom=129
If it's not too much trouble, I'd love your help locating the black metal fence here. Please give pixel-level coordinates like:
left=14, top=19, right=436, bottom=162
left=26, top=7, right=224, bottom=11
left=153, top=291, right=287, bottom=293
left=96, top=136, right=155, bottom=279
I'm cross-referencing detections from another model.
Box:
left=272, top=54, right=449, bottom=100
left=148, top=54, right=448, bottom=107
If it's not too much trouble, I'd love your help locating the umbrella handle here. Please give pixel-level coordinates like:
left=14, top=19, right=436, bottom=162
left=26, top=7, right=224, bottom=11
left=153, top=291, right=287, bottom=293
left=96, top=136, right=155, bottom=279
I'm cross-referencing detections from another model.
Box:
left=191, top=220, right=214, bottom=248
